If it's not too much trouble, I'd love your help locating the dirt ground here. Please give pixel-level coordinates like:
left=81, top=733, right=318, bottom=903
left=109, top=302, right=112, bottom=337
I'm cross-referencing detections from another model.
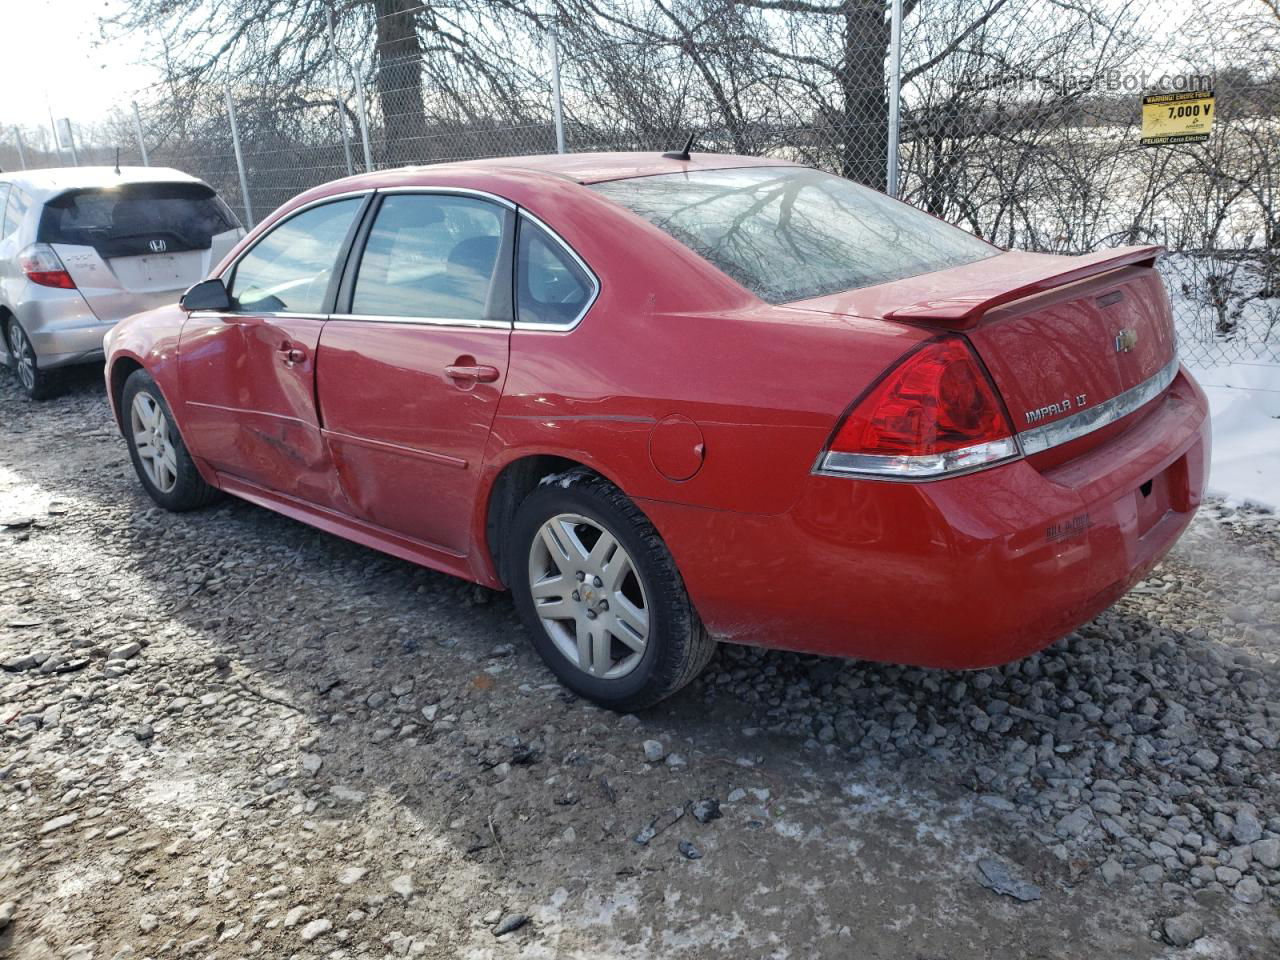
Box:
left=1, top=367, right=1278, bottom=960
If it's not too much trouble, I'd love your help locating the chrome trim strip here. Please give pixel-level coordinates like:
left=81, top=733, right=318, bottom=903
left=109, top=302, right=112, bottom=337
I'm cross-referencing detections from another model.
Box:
left=216, top=189, right=374, bottom=282
left=187, top=311, right=329, bottom=322
left=329, top=313, right=510, bottom=330
left=322, top=428, right=469, bottom=469
left=375, top=185, right=518, bottom=210
left=512, top=210, right=601, bottom=333
left=1016, top=355, right=1180, bottom=456
left=815, top=439, right=1021, bottom=481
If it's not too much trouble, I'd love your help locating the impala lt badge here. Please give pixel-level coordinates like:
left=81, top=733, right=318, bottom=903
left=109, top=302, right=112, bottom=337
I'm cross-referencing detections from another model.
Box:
left=149, top=239, right=167, bottom=253
left=1115, top=328, right=1138, bottom=352
left=1024, top=392, right=1088, bottom=425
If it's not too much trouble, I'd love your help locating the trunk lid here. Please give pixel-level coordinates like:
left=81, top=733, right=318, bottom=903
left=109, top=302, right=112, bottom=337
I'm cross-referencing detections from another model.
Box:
left=791, top=246, right=1177, bottom=452
left=39, top=182, right=243, bottom=324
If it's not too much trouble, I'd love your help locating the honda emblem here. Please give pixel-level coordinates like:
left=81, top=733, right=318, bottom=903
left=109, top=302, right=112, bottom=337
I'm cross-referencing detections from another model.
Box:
left=149, top=239, right=167, bottom=253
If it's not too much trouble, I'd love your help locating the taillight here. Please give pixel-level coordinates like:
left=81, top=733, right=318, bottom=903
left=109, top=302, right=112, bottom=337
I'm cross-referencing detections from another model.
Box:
left=817, top=336, right=1020, bottom=479
left=18, top=244, right=76, bottom=289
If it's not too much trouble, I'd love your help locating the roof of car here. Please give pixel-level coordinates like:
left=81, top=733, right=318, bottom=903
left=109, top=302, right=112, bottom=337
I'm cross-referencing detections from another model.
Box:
left=408, top=151, right=802, bottom=185
left=0, top=165, right=206, bottom=199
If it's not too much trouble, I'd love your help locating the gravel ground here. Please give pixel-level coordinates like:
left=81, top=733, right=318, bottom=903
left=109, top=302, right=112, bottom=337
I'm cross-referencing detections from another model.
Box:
left=2, top=368, right=1279, bottom=960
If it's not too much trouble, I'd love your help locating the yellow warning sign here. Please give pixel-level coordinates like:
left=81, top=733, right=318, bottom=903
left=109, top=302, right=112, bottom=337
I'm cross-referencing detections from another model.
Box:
left=1141, top=90, right=1214, bottom=146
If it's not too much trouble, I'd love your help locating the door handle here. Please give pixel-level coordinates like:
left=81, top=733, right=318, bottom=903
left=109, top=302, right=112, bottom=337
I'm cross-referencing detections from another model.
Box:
left=444, top=363, right=500, bottom=383
left=278, top=342, right=307, bottom=367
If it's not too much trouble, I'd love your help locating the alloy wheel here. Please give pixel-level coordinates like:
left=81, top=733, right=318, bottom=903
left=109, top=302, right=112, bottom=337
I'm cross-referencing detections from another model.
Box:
left=527, top=512, right=650, bottom=680
left=9, top=323, right=35, bottom=392
left=130, top=391, right=180, bottom=494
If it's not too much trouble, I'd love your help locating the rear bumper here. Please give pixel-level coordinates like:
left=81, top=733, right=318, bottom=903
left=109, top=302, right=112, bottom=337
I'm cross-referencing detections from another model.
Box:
left=644, top=367, right=1209, bottom=669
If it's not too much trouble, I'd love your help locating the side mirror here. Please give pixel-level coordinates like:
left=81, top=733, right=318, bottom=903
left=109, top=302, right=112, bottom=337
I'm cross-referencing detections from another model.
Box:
left=180, top=278, right=231, bottom=312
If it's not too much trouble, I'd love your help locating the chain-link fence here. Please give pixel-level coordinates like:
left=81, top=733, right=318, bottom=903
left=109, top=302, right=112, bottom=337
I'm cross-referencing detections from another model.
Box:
left=3, top=0, right=1277, bottom=366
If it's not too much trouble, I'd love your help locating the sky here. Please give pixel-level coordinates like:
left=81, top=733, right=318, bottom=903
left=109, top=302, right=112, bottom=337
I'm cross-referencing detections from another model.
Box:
left=0, top=0, right=158, bottom=132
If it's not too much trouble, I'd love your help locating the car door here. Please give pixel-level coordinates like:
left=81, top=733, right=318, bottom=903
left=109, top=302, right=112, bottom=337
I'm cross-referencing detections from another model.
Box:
left=177, top=193, right=368, bottom=507
left=316, top=190, right=514, bottom=555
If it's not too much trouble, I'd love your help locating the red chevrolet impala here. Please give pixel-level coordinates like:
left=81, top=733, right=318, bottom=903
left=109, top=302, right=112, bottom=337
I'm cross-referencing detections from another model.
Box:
left=104, top=152, right=1209, bottom=709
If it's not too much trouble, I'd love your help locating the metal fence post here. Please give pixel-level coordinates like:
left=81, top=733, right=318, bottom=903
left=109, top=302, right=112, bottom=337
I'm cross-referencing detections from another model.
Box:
left=886, top=0, right=903, bottom=198
left=225, top=88, right=255, bottom=227
left=131, top=102, right=150, bottom=166
left=12, top=127, right=26, bottom=169
left=548, top=24, right=566, bottom=154
left=67, top=123, right=80, bottom=166
left=326, top=7, right=355, bottom=176
left=353, top=76, right=374, bottom=172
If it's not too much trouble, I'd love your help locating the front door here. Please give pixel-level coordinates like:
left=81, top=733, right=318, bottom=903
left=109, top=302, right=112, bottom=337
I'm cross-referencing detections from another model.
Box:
left=178, top=195, right=366, bottom=508
left=317, top=191, right=514, bottom=555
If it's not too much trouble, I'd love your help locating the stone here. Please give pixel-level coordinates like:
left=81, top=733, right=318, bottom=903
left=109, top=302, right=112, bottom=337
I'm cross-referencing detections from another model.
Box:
left=1232, top=876, right=1263, bottom=904
left=1231, top=811, right=1263, bottom=845
left=391, top=874, right=414, bottom=899
left=0, top=901, right=15, bottom=931
left=1164, top=913, right=1203, bottom=947
left=493, top=914, right=528, bottom=937
left=139, top=914, right=158, bottom=933
left=641, top=740, right=665, bottom=762
left=108, top=642, right=141, bottom=661
left=337, top=867, right=367, bottom=885
left=300, top=918, right=331, bottom=942
left=39, top=814, right=79, bottom=835
left=976, top=858, right=1041, bottom=902
left=1100, top=859, right=1123, bottom=885
left=1251, top=838, right=1280, bottom=869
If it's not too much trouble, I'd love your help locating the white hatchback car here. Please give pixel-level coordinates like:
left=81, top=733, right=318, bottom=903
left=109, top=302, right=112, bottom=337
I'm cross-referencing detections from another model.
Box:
left=0, top=166, right=243, bottom=398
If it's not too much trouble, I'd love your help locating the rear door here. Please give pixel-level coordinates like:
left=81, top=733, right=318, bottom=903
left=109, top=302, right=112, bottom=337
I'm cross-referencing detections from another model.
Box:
left=42, top=182, right=243, bottom=323
left=317, top=190, right=513, bottom=554
left=178, top=194, right=367, bottom=507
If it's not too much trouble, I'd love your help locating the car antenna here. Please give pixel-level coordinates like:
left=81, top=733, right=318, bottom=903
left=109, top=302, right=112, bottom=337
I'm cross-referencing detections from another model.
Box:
left=114, top=147, right=121, bottom=175
left=662, top=133, right=696, bottom=161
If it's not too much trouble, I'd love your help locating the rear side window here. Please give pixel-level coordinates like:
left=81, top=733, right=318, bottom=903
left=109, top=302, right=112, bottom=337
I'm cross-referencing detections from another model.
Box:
left=351, top=193, right=505, bottom=321
left=38, top=182, right=239, bottom=257
left=228, top=198, right=363, bottom=314
left=3, top=187, right=31, bottom=239
left=516, top=218, right=595, bottom=327
left=592, top=167, right=997, bottom=304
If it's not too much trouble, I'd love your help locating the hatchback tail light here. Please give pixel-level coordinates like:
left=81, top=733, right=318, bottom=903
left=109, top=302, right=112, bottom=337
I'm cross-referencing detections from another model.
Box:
left=816, top=336, right=1020, bottom=479
left=19, top=243, right=76, bottom=289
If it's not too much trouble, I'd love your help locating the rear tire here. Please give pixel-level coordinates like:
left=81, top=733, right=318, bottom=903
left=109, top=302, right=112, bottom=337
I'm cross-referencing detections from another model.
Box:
left=6, top=318, right=59, bottom=400
left=121, top=368, right=221, bottom=512
left=509, top=469, right=716, bottom=711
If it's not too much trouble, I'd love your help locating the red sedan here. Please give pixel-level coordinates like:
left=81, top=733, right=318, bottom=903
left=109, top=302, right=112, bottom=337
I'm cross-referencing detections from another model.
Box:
left=104, top=153, right=1209, bottom=709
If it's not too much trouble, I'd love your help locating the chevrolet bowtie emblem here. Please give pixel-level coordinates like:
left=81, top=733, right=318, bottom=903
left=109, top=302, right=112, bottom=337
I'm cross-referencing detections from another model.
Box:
left=1114, top=329, right=1138, bottom=353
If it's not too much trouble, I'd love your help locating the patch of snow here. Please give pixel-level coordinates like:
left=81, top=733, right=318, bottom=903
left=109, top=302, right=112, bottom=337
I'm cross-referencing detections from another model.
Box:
left=1185, top=359, right=1280, bottom=508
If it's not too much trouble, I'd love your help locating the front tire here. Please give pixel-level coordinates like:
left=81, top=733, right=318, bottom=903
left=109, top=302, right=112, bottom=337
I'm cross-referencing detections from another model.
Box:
left=6, top=318, right=59, bottom=400
left=121, top=369, right=220, bottom=511
left=509, top=470, right=716, bottom=710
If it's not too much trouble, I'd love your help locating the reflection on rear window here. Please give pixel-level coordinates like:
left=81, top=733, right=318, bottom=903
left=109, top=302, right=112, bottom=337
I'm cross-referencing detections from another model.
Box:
left=38, top=182, right=239, bottom=258
left=592, top=167, right=998, bottom=304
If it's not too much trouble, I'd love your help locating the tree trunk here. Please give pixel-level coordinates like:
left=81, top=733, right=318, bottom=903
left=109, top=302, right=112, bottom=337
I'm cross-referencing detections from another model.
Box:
left=373, top=0, right=427, bottom=162
left=837, top=0, right=890, bottom=191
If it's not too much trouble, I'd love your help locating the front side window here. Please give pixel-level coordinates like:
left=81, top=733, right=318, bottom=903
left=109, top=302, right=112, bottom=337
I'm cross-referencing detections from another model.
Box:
left=516, top=218, right=595, bottom=327
left=228, top=197, right=362, bottom=314
left=592, top=166, right=998, bottom=304
left=351, top=193, right=505, bottom=321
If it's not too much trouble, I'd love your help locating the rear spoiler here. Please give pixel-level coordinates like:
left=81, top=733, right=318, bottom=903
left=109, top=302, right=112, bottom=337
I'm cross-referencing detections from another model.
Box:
left=884, top=245, right=1164, bottom=328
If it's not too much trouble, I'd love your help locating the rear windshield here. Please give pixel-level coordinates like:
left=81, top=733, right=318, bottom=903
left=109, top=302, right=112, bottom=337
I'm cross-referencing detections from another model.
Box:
left=38, top=182, right=239, bottom=257
left=592, top=166, right=998, bottom=304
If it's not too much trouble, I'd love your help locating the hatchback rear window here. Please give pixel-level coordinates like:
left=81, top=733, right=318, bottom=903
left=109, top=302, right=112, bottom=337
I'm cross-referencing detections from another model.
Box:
left=592, top=166, right=997, bottom=304
left=38, top=182, right=240, bottom=258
